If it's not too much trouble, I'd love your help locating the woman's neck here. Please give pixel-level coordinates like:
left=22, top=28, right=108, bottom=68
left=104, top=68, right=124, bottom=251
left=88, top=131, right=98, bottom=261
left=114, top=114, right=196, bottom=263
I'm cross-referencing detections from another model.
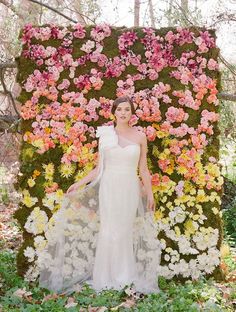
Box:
left=114, top=124, right=132, bottom=131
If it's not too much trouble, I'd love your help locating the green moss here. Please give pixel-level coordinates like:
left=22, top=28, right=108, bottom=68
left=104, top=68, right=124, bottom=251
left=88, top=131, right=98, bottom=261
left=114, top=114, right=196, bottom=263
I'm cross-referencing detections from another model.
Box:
left=15, top=24, right=223, bottom=283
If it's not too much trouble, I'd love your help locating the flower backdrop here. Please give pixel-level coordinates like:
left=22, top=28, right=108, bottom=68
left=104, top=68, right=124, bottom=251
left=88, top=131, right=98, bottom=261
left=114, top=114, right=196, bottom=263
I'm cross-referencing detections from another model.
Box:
left=14, top=23, right=224, bottom=283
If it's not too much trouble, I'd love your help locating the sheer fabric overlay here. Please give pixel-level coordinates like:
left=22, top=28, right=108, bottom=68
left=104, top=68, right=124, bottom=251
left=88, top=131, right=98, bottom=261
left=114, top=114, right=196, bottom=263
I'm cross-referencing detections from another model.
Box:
left=37, top=125, right=162, bottom=295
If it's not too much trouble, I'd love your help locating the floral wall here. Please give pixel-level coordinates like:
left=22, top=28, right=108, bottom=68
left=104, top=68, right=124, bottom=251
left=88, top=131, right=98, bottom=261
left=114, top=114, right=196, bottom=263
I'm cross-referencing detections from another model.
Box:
left=14, top=23, right=224, bottom=283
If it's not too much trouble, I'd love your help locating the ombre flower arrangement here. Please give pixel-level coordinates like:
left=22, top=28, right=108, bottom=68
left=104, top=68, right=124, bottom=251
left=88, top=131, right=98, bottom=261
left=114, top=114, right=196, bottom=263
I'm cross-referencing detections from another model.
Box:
left=17, top=23, right=223, bottom=283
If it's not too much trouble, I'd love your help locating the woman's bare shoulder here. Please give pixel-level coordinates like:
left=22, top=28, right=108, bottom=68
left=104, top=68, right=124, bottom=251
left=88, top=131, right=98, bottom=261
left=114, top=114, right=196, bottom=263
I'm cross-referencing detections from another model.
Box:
left=131, top=128, right=146, bottom=143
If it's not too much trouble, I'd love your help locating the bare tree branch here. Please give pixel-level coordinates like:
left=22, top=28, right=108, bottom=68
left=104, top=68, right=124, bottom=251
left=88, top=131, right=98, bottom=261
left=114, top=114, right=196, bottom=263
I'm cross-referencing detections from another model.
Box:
left=0, top=68, right=20, bottom=117
left=210, top=13, right=236, bottom=28
left=219, top=55, right=236, bottom=77
left=218, top=93, right=236, bottom=102
left=0, top=61, right=17, bottom=69
left=63, top=5, right=94, bottom=24
left=0, top=115, right=20, bottom=135
left=181, top=0, right=188, bottom=13
left=0, top=0, right=25, bottom=19
left=28, top=0, right=78, bottom=23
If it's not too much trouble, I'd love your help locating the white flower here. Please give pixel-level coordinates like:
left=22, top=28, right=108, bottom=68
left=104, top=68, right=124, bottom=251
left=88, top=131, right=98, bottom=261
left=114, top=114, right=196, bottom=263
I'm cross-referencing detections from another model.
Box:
left=178, top=236, right=199, bottom=255
left=24, top=247, right=35, bottom=262
left=24, top=264, right=39, bottom=282
left=164, top=254, right=170, bottom=261
left=169, top=206, right=186, bottom=224
left=24, top=207, right=48, bottom=235
left=42, top=193, right=57, bottom=210
left=81, top=40, right=95, bottom=53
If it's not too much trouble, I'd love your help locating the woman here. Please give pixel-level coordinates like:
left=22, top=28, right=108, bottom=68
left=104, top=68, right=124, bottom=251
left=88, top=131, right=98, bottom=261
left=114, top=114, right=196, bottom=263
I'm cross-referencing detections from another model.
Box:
left=67, top=96, right=155, bottom=210
left=37, top=96, right=162, bottom=295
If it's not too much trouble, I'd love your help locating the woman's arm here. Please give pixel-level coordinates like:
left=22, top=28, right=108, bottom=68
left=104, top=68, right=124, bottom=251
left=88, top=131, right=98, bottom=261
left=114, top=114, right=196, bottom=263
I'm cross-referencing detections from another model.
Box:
left=66, top=166, right=99, bottom=194
left=138, top=133, right=155, bottom=211
left=66, top=148, right=100, bottom=194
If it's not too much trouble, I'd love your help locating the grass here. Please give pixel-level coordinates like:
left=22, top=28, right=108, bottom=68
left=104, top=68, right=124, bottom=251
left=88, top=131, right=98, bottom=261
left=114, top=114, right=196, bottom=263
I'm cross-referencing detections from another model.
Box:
left=0, top=248, right=235, bottom=311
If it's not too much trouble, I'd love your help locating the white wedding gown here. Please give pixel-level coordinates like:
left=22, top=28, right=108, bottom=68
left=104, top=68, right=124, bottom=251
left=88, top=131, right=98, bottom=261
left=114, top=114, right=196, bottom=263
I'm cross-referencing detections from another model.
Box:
left=37, top=125, right=162, bottom=295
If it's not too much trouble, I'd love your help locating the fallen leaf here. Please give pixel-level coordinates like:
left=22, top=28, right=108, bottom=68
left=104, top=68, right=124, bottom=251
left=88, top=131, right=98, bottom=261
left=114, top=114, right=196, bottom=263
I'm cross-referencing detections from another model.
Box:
left=13, top=287, right=32, bottom=298
left=42, top=293, right=60, bottom=302
left=111, top=299, right=136, bottom=310
left=88, top=306, right=108, bottom=312
left=65, top=297, right=78, bottom=308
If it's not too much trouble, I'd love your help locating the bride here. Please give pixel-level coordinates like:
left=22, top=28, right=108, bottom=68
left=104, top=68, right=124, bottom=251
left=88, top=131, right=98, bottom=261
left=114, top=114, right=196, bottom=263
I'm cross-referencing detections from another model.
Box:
left=37, top=96, right=162, bottom=295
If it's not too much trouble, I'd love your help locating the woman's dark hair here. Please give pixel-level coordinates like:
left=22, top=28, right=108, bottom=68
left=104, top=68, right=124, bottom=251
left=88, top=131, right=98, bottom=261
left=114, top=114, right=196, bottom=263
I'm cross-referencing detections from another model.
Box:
left=111, top=96, right=136, bottom=115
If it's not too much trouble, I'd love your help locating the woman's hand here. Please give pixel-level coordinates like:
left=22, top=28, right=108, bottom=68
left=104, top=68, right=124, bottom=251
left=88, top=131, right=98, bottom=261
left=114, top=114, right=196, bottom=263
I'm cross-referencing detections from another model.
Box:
left=66, top=182, right=80, bottom=194
left=147, top=191, right=155, bottom=212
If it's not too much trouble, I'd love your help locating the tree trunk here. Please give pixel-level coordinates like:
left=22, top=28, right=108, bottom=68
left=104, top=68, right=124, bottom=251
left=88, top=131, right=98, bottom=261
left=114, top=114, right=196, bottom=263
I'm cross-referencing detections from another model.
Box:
left=181, top=0, right=189, bottom=13
left=134, top=0, right=140, bottom=27
left=148, top=0, right=155, bottom=28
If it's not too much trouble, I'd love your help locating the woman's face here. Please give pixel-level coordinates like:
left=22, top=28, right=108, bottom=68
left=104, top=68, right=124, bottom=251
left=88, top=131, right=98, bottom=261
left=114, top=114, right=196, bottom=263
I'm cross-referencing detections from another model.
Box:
left=114, top=101, right=132, bottom=124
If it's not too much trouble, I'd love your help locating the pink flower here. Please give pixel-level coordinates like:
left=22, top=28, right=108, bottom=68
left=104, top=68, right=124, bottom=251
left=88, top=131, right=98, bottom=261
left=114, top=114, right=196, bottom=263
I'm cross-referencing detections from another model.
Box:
left=73, top=23, right=86, bottom=38
left=207, top=58, right=219, bottom=70
left=90, top=24, right=111, bottom=42
left=165, top=107, right=189, bottom=123
left=118, top=31, right=138, bottom=51
left=81, top=40, right=95, bottom=53
left=151, top=173, right=160, bottom=186
left=57, top=79, right=70, bottom=90
left=165, top=31, right=176, bottom=44
left=169, top=123, right=189, bottom=137
left=209, top=157, right=217, bottom=163
left=175, top=180, right=184, bottom=197
left=145, top=126, right=156, bottom=141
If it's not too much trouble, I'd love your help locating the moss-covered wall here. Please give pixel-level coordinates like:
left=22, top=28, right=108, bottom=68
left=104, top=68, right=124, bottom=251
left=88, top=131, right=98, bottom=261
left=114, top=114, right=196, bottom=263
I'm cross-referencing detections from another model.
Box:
left=14, top=23, right=224, bottom=283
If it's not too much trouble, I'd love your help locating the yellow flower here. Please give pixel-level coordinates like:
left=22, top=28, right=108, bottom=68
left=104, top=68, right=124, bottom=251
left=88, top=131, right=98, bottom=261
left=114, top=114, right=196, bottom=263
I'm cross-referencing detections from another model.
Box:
left=51, top=203, right=61, bottom=214
left=32, top=139, right=44, bottom=149
left=184, top=219, right=197, bottom=235
left=151, top=145, right=159, bottom=158
left=206, top=163, right=221, bottom=177
left=59, top=163, right=76, bottom=178
left=22, top=190, right=38, bottom=208
left=33, top=170, right=41, bottom=178
left=43, top=163, right=54, bottom=180
left=187, top=201, right=195, bottom=207
left=184, top=181, right=193, bottom=193
left=195, top=174, right=207, bottom=187
left=196, top=189, right=207, bottom=203
left=162, top=218, right=169, bottom=224
left=174, top=226, right=181, bottom=237
left=27, top=178, right=36, bottom=187
left=56, top=189, right=64, bottom=198
left=161, top=196, right=167, bottom=203
left=176, top=165, right=188, bottom=175
left=212, top=207, right=219, bottom=215
left=190, top=188, right=196, bottom=195
left=165, top=247, right=173, bottom=253
left=154, top=210, right=163, bottom=221
left=192, top=214, right=200, bottom=221
left=166, top=202, right=173, bottom=209
left=156, top=130, right=169, bottom=138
